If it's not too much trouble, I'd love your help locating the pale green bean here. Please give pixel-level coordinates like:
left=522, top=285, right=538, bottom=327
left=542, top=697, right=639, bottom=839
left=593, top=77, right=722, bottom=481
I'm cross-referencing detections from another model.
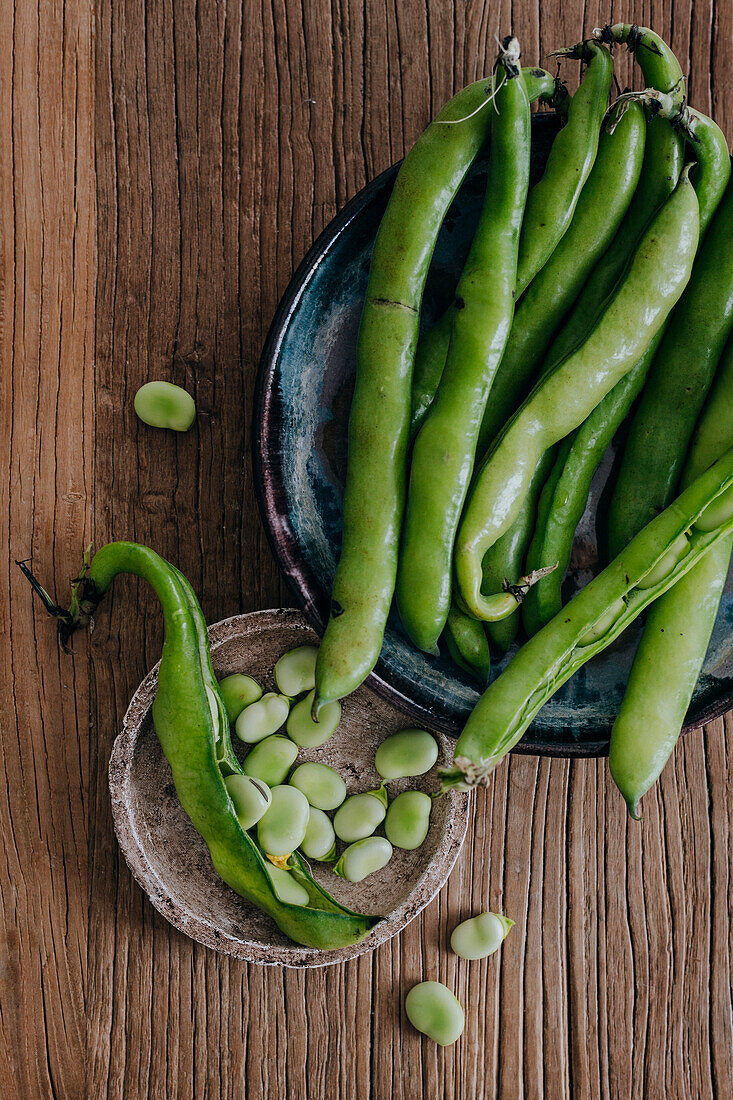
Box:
left=223, top=773, right=272, bottom=830
left=256, top=784, right=310, bottom=858
left=450, top=912, right=514, bottom=960
left=300, top=808, right=337, bottom=861
left=267, top=866, right=310, bottom=906
left=384, top=791, right=432, bottom=850
left=134, top=380, right=196, bottom=431
left=287, top=690, right=341, bottom=747
left=274, top=646, right=318, bottom=697
left=405, top=982, right=465, bottom=1046
left=289, top=762, right=346, bottom=811
left=374, top=730, right=438, bottom=781
left=333, top=792, right=386, bottom=842
left=217, top=673, right=263, bottom=722
left=334, top=836, right=393, bottom=882
left=235, top=692, right=290, bottom=743
left=242, top=735, right=298, bottom=787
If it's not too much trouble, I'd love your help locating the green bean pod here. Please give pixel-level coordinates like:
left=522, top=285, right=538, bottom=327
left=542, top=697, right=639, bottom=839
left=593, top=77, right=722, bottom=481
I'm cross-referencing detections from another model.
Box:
left=443, top=604, right=491, bottom=684
left=396, top=44, right=531, bottom=653
left=519, top=339, right=660, bottom=633
left=608, top=177, right=733, bottom=558
left=514, top=41, right=613, bottom=293
left=541, top=25, right=687, bottom=374
left=411, top=48, right=617, bottom=442
left=610, top=334, right=733, bottom=816
left=482, top=448, right=557, bottom=651
left=455, top=167, right=699, bottom=620
left=20, top=543, right=378, bottom=950
left=314, top=72, right=523, bottom=711
left=443, top=447, right=733, bottom=787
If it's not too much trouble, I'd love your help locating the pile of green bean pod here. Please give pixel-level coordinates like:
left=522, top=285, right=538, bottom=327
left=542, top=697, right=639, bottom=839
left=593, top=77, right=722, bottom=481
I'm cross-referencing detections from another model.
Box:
left=315, top=23, right=733, bottom=821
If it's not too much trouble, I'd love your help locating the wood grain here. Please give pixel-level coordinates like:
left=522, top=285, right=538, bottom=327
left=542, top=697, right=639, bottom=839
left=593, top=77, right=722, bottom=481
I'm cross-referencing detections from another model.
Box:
left=1, top=0, right=732, bottom=1097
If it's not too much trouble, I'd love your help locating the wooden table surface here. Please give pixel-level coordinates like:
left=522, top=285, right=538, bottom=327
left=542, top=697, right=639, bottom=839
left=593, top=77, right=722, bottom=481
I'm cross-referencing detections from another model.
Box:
left=2, top=1, right=732, bottom=1096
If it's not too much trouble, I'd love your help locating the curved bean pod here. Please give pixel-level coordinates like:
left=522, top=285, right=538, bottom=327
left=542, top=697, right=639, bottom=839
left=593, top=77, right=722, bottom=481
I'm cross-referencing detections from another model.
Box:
left=514, top=40, right=613, bottom=293
left=18, top=544, right=378, bottom=950
left=608, top=177, right=733, bottom=558
left=455, top=168, right=699, bottom=620
left=444, top=447, right=733, bottom=787
left=396, top=44, right=531, bottom=652
left=610, top=334, right=733, bottom=816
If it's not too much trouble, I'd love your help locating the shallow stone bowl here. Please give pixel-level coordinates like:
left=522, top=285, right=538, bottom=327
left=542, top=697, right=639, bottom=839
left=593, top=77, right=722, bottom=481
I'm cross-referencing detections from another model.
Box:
left=109, top=608, right=469, bottom=967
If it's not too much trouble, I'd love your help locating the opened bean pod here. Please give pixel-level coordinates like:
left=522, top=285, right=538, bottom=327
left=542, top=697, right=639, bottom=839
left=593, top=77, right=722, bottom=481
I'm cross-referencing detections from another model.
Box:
left=444, top=446, right=733, bottom=788
left=19, top=544, right=377, bottom=949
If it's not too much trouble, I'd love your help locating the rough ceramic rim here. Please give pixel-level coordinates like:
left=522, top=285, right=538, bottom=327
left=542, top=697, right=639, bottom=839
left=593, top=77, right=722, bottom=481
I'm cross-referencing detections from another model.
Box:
left=109, top=608, right=469, bottom=968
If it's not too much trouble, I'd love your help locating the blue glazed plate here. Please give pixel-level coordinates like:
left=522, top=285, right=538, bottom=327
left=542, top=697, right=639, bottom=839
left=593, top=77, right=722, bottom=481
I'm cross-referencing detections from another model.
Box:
left=253, top=114, right=733, bottom=755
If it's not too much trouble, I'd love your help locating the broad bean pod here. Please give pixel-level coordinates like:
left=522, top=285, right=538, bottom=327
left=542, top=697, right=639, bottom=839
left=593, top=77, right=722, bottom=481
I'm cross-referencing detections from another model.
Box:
left=455, top=168, right=699, bottom=620
left=443, top=448, right=733, bottom=787
left=608, top=176, right=733, bottom=558
left=610, top=334, right=733, bottom=816
left=19, top=543, right=378, bottom=950
left=408, top=67, right=561, bottom=435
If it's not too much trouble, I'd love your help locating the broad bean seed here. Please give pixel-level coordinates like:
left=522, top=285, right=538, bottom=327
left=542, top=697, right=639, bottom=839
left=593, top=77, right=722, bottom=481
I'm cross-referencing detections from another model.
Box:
left=289, top=762, right=346, bottom=811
